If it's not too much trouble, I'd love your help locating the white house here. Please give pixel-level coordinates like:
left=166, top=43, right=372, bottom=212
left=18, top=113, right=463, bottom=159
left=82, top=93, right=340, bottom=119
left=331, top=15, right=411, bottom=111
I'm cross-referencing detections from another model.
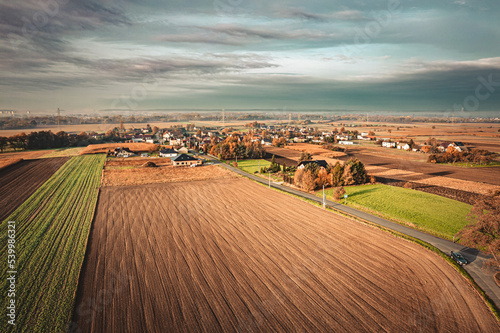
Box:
left=159, top=148, right=178, bottom=158
left=382, top=141, right=396, bottom=148
left=339, top=141, right=354, bottom=145
left=397, top=143, right=411, bottom=151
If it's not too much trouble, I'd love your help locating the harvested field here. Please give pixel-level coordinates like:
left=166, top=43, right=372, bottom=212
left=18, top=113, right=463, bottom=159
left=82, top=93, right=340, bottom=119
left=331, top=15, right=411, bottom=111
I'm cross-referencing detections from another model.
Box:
left=0, top=149, right=56, bottom=160
left=102, top=164, right=234, bottom=186
left=355, top=152, right=500, bottom=191
left=0, top=157, right=22, bottom=171
left=80, top=142, right=159, bottom=155
left=0, top=157, right=69, bottom=222
left=264, top=145, right=302, bottom=161
left=285, top=143, right=347, bottom=158
left=74, top=174, right=499, bottom=332
left=105, top=157, right=171, bottom=167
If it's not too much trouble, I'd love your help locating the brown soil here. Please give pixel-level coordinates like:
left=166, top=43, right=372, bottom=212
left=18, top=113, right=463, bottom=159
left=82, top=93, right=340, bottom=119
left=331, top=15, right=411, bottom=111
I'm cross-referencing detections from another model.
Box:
left=73, top=173, right=499, bottom=332
left=285, top=143, right=347, bottom=158
left=0, top=149, right=55, bottom=160
left=0, top=158, right=23, bottom=171
left=0, top=157, right=70, bottom=221
left=352, top=151, right=500, bottom=188
left=80, top=143, right=159, bottom=155
left=102, top=164, right=235, bottom=187
left=105, top=157, right=172, bottom=167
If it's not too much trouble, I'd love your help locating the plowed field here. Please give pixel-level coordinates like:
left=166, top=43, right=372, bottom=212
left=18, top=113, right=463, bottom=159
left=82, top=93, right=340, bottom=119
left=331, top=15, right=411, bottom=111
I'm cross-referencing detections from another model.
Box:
left=0, top=157, right=69, bottom=221
left=73, top=173, right=499, bottom=332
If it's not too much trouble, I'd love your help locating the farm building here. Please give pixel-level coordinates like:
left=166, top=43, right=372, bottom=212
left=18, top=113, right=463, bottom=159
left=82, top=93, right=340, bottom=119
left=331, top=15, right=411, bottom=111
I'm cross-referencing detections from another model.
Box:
left=297, top=160, right=328, bottom=169
left=339, top=141, right=354, bottom=145
left=261, top=139, right=272, bottom=146
left=159, top=148, right=178, bottom=158
left=382, top=141, right=396, bottom=148
left=113, top=147, right=136, bottom=157
left=397, top=143, right=411, bottom=151
left=171, top=154, right=201, bottom=167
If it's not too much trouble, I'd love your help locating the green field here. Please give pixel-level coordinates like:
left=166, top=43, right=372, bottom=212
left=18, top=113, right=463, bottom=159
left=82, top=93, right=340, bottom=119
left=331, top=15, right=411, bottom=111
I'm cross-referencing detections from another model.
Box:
left=42, top=147, right=86, bottom=158
left=0, top=154, right=106, bottom=332
left=236, top=159, right=271, bottom=174
left=317, top=184, right=472, bottom=240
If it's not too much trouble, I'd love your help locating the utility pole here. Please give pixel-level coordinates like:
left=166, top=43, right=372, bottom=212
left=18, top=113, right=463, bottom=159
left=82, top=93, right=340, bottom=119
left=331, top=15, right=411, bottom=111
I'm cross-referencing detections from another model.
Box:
left=323, top=184, right=325, bottom=209
left=268, top=171, right=271, bottom=188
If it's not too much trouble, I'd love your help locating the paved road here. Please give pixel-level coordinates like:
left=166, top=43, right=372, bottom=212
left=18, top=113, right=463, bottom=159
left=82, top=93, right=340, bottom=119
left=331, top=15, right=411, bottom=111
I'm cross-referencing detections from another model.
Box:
left=203, top=155, right=500, bottom=310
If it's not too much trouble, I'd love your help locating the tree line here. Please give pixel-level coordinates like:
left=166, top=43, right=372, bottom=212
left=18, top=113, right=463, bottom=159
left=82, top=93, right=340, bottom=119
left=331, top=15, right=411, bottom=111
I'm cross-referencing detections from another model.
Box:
left=207, top=133, right=264, bottom=160
left=0, top=130, right=123, bottom=152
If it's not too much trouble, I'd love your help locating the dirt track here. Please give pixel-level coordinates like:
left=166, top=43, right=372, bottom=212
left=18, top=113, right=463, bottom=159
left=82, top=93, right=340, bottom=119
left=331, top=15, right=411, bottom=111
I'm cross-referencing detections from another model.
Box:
left=0, top=157, right=69, bottom=222
left=74, top=174, right=499, bottom=332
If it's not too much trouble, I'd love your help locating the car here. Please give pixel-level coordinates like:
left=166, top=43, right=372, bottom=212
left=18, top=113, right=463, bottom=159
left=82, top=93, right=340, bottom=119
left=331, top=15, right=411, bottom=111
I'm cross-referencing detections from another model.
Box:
left=451, top=251, right=468, bottom=266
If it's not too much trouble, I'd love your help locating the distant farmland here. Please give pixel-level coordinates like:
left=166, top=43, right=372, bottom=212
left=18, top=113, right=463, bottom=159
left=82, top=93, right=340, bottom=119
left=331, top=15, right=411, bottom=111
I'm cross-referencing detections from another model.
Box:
left=74, top=172, right=499, bottom=332
left=0, top=155, right=105, bottom=332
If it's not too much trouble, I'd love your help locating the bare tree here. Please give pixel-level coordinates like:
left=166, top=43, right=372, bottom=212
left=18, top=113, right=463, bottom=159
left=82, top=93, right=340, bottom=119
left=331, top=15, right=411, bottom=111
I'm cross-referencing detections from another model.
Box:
left=456, top=195, right=500, bottom=270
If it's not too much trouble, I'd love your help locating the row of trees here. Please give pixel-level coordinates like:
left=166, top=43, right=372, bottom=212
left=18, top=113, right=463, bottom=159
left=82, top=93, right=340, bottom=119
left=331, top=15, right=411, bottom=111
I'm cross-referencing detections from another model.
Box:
left=208, top=133, right=264, bottom=160
left=293, top=159, right=369, bottom=192
left=0, top=130, right=123, bottom=152
left=457, top=193, right=500, bottom=270
left=428, top=149, right=496, bottom=165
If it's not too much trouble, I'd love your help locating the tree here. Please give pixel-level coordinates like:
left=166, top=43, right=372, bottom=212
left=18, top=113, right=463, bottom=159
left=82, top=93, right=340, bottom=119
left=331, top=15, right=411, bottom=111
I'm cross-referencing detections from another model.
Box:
left=329, top=162, right=344, bottom=186
left=342, top=164, right=355, bottom=185
left=302, top=171, right=316, bottom=192
left=333, top=187, right=346, bottom=201
left=370, top=173, right=376, bottom=184
left=0, top=136, right=8, bottom=153
left=316, top=168, right=330, bottom=188
left=345, top=158, right=367, bottom=184
left=294, top=168, right=304, bottom=188
left=299, top=152, right=312, bottom=162
left=456, top=195, right=500, bottom=270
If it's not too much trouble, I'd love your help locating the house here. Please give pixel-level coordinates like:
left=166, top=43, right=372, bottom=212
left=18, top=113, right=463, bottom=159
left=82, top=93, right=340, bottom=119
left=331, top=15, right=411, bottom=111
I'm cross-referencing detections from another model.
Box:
left=114, top=147, right=136, bottom=157
left=177, top=147, right=189, bottom=154
left=438, top=142, right=452, bottom=152
left=293, top=137, right=306, bottom=143
left=382, top=141, right=396, bottom=148
left=397, top=143, right=411, bottom=151
left=159, top=148, right=178, bottom=158
left=169, top=138, right=182, bottom=146
left=141, top=153, right=149, bottom=157
left=449, top=142, right=467, bottom=152
left=297, top=160, right=329, bottom=169
left=171, top=154, right=201, bottom=167
left=261, top=138, right=272, bottom=146
left=339, top=140, right=354, bottom=145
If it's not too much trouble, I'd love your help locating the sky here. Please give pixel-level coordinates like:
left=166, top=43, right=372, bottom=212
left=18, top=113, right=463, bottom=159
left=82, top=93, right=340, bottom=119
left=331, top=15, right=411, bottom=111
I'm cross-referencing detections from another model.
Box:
left=1, top=0, right=500, bottom=115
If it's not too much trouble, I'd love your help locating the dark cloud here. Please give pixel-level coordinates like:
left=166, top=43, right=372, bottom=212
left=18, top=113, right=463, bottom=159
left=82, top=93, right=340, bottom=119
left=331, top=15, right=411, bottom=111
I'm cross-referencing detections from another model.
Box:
left=275, top=8, right=367, bottom=21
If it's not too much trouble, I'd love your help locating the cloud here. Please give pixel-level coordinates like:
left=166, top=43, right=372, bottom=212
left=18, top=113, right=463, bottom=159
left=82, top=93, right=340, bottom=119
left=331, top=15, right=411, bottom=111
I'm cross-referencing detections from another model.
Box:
left=275, top=7, right=367, bottom=21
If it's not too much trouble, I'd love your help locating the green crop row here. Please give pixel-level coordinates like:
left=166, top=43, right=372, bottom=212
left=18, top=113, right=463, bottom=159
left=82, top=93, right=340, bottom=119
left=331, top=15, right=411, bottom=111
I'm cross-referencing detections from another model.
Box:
left=0, top=154, right=106, bottom=332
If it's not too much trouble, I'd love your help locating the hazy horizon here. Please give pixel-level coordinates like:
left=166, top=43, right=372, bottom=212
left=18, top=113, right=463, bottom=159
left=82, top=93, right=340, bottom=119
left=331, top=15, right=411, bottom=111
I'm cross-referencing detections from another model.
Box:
left=1, top=1, right=500, bottom=115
